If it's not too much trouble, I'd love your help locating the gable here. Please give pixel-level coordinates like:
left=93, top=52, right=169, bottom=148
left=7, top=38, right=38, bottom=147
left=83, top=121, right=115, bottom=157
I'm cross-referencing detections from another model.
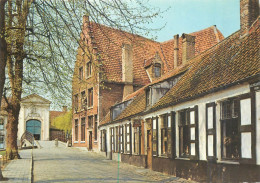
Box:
left=21, top=94, right=51, bottom=104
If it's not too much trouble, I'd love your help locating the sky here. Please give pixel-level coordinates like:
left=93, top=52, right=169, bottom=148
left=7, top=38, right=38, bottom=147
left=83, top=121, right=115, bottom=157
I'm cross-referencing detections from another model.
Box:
left=147, top=0, right=240, bottom=42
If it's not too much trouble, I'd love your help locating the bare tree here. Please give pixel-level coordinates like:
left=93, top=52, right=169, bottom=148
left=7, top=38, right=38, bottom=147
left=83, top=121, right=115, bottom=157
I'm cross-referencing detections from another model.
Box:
left=1, top=0, right=163, bottom=161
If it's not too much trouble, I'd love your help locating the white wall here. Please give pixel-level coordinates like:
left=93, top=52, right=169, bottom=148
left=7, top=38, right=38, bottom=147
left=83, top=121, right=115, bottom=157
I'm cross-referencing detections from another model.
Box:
left=256, top=91, right=260, bottom=165
left=18, top=100, right=50, bottom=141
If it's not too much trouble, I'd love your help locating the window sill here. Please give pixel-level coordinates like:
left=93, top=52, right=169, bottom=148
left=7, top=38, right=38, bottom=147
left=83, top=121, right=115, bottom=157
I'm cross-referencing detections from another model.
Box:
left=87, top=106, right=93, bottom=110
left=176, top=157, right=190, bottom=161
left=94, top=140, right=98, bottom=144
left=74, top=141, right=78, bottom=144
left=158, top=155, right=169, bottom=159
left=86, top=76, right=92, bottom=79
left=80, top=141, right=85, bottom=144
left=218, top=160, right=239, bottom=165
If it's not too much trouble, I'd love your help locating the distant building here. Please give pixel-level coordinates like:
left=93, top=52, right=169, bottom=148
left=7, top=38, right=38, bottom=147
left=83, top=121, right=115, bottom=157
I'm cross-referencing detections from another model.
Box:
left=0, top=94, right=67, bottom=149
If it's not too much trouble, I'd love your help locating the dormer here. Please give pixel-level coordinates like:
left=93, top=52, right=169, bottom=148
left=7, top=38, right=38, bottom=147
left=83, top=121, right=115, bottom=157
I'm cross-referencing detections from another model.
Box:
left=145, top=74, right=183, bottom=109
left=144, top=52, right=163, bottom=82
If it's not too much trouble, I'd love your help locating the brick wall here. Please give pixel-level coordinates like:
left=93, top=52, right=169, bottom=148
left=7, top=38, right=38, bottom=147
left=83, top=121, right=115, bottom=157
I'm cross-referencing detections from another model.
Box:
left=99, top=83, right=124, bottom=121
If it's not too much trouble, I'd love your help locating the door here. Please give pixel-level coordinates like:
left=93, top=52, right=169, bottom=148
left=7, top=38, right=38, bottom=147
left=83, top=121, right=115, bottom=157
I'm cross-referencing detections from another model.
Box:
left=89, top=131, right=92, bottom=150
left=147, top=130, right=152, bottom=169
left=26, top=120, right=41, bottom=140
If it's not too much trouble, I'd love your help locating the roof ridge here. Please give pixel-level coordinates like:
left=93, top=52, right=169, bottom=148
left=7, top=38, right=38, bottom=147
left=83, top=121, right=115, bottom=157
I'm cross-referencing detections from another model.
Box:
left=90, top=21, right=160, bottom=44
left=160, top=25, right=218, bottom=44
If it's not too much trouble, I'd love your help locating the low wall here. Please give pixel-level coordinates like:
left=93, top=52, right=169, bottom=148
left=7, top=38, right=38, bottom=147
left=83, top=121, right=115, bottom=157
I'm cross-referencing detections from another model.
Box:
left=121, top=154, right=147, bottom=168
left=152, top=157, right=260, bottom=182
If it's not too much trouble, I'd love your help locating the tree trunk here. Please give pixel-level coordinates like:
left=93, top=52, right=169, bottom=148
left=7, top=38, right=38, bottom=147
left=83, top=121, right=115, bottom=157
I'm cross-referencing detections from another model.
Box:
left=0, top=0, right=7, bottom=109
left=6, top=101, right=20, bottom=159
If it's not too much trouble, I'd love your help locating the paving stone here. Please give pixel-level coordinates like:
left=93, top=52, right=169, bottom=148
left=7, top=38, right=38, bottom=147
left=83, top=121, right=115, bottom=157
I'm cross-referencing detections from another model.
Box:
left=2, top=149, right=32, bottom=183
left=33, top=143, right=197, bottom=183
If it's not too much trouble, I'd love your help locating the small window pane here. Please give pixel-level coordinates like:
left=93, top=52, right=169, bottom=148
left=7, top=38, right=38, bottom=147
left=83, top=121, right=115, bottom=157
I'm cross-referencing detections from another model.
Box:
left=241, top=132, right=251, bottom=158
left=207, top=106, right=213, bottom=129
left=208, top=135, right=214, bottom=156
left=168, top=115, right=171, bottom=127
left=191, top=143, right=196, bottom=156
left=190, top=127, right=195, bottom=140
left=153, top=119, right=157, bottom=129
left=190, top=111, right=195, bottom=124
left=240, top=98, right=251, bottom=126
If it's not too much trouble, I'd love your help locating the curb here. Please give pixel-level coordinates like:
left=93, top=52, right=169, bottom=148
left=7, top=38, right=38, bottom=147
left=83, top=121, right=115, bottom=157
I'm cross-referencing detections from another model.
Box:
left=29, top=149, right=33, bottom=183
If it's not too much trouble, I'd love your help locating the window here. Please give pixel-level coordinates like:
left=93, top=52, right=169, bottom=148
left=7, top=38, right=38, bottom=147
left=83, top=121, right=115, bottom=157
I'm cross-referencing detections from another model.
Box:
left=79, top=67, right=83, bottom=80
left=94, top=115, right=98, bottom=141
left=81, top=118, right=86, bottom=142
left=74, top=94, right=79, bottom=112
left=125, top=123, right=131, bottom=154
left=152, top=117, right=158, bottom=156
left=86, top=62, right=92, bottom=78
left=0, top=135, right=4, bottom=149
left=101, top=129, right=107, bottom=152
left=115, top=126, right=120, bottom=152
left=206, top=103, right=216, bottom=160
left=119, top=125, right=124, bottom=153
left=0, top=118, right=4, bottom=130
left=220, top=94, right=256, bottom=163
left=154, top=65, right=161, bottom=78
left=88, top=116, right=93, bottom=129
left=161, top=115, right=168, bottom=156
left=179, top=106, right=199, bottom=159
left=146, top=89, right=151, bottom=107
left=179, top=110, right=189, bottom=157
left=221, top=98, right=240, bottom=160
left=75, top=119, right=79, bottom=141
left=110, top=128, right=114, bottom=152
left=133, top=126, right=141, bottom=155
left=88, top=88, right=93, bottom=107
left=81, top=91, right=86, bottom=110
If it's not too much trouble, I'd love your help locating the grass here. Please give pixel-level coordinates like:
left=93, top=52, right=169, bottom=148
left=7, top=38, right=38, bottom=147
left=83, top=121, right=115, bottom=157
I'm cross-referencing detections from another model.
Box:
left=0, top=151, right=6, bottom=156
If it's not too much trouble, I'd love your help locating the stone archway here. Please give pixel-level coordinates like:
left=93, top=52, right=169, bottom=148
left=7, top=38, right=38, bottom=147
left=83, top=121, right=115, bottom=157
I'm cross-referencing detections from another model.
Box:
left=26, top=119, right=41, bottom=140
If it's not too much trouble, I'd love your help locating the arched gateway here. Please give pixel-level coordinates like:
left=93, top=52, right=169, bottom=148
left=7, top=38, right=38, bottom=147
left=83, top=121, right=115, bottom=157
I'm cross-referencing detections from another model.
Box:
left=26, top=119, right=41, bottom=140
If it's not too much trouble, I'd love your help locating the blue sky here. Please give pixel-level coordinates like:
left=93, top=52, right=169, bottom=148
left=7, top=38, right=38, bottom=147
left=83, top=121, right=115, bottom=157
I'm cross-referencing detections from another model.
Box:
left=148, top=0, right=240, bottom=42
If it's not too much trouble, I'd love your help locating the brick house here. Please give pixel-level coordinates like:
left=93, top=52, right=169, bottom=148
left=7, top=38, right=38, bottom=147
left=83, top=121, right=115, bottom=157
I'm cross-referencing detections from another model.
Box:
left=99, top=0, right=260, bottom=182
left=72, top=14, right=223, bottom=151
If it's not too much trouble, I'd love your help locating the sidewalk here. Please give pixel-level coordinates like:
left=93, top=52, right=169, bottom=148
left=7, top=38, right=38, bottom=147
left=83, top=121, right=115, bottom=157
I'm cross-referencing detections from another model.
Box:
left=2, top=149, right=32, bottom=182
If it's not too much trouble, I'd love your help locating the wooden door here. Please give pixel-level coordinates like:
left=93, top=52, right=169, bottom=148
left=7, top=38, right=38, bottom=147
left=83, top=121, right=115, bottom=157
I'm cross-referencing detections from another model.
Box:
left=147, top=130, right=152, bottom=169
left=89, top=131, right=92, bottom=150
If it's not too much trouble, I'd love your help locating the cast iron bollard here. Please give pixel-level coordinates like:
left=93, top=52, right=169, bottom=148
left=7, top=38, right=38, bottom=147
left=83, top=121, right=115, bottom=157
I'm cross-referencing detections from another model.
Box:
left=55, top=138, right=58, bottom=147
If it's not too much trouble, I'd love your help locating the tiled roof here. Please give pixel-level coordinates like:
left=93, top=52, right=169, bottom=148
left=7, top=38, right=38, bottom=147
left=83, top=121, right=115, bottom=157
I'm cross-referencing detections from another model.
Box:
left=152, top=22, right=260, bottom=110
left=160, top=26, right=224, bottom=69
left=100, top=18, right=259, bottom=126
left=87, top=23, right=223, bottom=86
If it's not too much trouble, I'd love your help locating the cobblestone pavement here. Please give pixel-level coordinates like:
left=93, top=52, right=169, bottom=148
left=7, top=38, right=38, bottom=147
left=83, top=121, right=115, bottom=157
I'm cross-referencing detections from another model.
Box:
left=34, top=141, right=196, bottom=183
left=2, top=149, right=31, bottom=182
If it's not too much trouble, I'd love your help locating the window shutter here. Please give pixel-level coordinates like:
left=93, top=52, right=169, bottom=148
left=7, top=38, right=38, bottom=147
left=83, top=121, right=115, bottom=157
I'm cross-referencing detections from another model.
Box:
left=100, top=130, right=102, bottom=151
left=130, top=123, right=132, bottom=155
left=189, top=105, right=199, bottom=160
left=239, top=93, right=256, bottom=164
left=206, top=103, right=216, bottom=161
left=152, top=117, right=158, bottom=156
left=167, top=112, right=176, bottom=158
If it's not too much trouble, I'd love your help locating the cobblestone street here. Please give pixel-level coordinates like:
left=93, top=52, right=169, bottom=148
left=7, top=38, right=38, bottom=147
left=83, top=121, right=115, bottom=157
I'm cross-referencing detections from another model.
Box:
left=33, top=141, right=196, bottom=183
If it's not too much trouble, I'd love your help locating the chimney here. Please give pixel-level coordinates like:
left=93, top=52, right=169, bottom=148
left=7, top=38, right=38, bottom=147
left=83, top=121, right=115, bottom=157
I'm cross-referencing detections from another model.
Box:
left=122, top=44, right=134, bottom=98
left=62, top=106, right=67, bottom=112
left=182, top=33, right=196, bottom=65
left=240, top=0, right=259, bottom=35
left=174, top=34, right=179, bottom=69
left=83, top=15, right=89, bottom=25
